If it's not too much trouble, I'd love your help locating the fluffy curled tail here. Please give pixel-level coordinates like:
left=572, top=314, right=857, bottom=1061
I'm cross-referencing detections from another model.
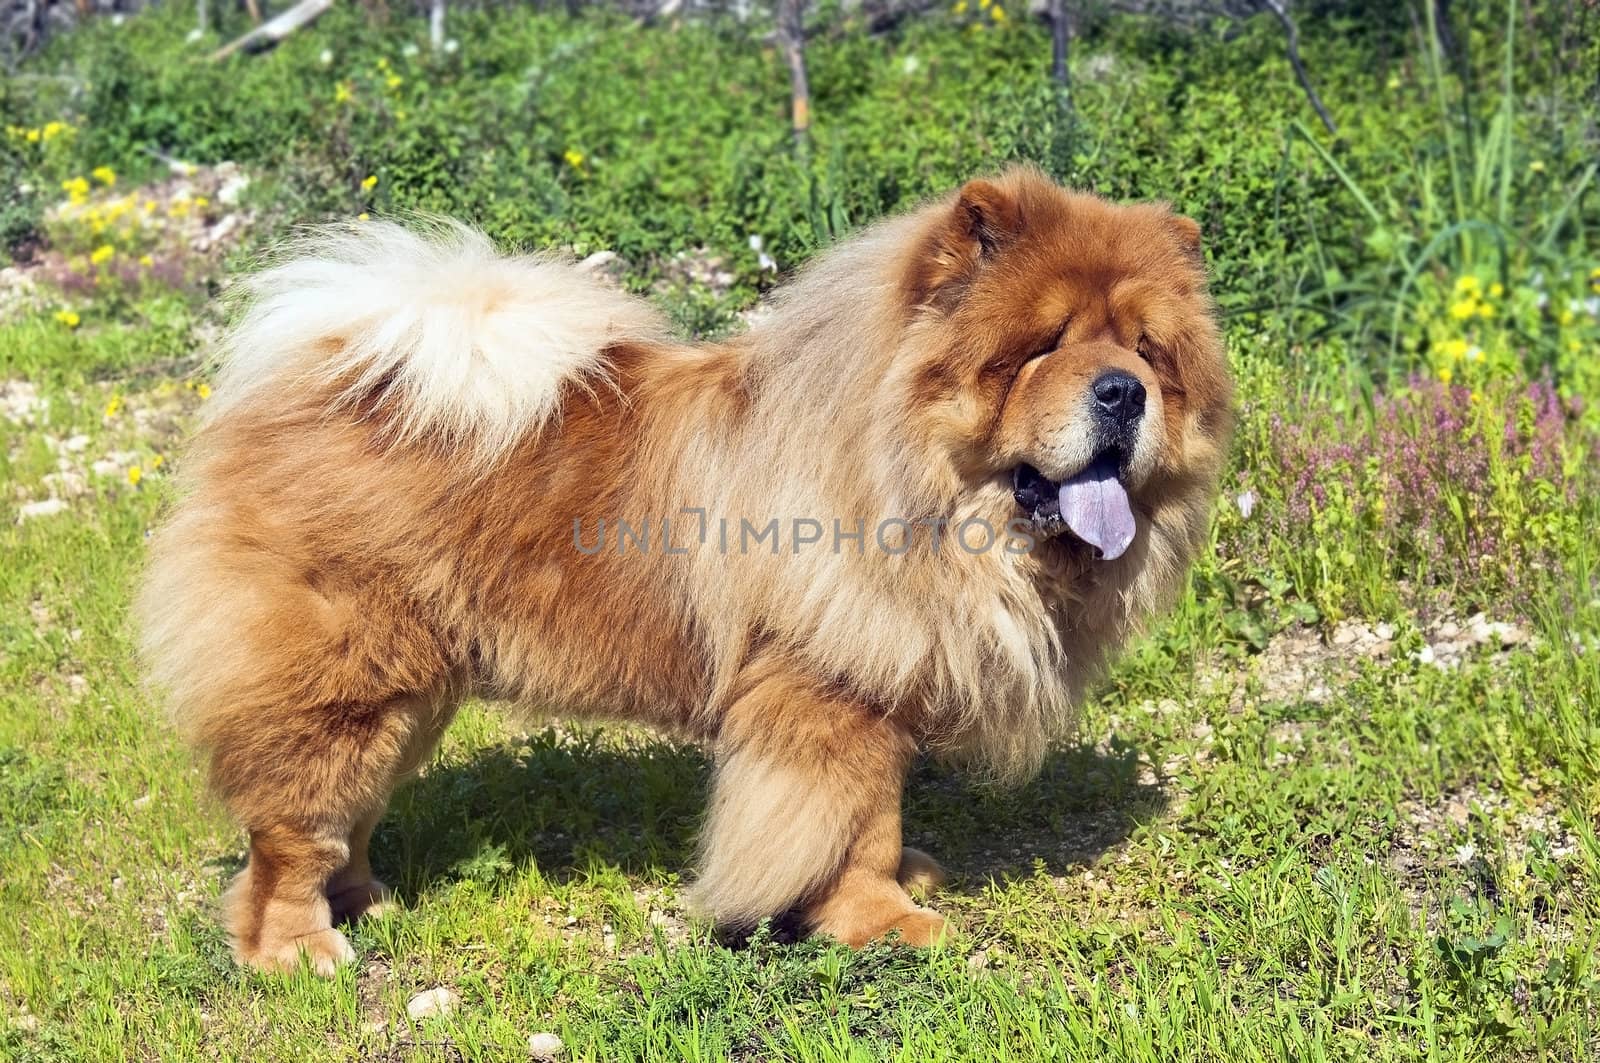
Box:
left=209, top=219, right=666, bottom=462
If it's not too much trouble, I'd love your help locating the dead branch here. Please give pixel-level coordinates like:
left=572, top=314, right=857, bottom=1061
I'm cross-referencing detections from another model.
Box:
left=776, top=0, right=811, bottom=145
left=1258, top=0, right=1336, bottom=135
left=210, top=0, right=334, bottom=62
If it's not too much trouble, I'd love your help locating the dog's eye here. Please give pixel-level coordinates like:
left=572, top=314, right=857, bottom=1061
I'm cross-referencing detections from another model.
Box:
left=1136, top=333, right=1155, bottom=364
left=1024, top=323, right=1068, bottom=365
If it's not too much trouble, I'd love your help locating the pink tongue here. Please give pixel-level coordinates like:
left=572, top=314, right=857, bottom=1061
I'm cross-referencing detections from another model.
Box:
left=1058, top=458, right=1136, bottom=560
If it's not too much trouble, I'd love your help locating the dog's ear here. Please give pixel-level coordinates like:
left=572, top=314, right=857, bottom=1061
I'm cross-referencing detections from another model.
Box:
left=1167, top=213, right=1203, bottom=260
left=901, top=178, right=1024, bottom=310
left=954, top=179, right=1023, bottom=258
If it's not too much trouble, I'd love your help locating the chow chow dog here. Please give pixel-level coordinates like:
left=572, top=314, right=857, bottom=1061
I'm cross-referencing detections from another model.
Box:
left=137, top=165, right=1232, bottom=974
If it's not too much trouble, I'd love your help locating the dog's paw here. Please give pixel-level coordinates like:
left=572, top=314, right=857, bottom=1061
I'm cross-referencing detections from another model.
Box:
left=327, top=878, right=398, bottom=924
left=238, top=927, right=357, bottom=977
left=896, top=847, right=948, bottom=897
left=883, top=908, right=951, bottom=947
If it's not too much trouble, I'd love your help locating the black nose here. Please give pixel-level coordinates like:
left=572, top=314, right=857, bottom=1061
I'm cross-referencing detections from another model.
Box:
left=1092, top=370, right=1146, bottom=424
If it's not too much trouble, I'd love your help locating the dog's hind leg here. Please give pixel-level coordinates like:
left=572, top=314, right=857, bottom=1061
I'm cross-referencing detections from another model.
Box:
left=217, top=694, right=453, bottom=975
left=324, top=700, right=459, bottom=926
left=691, top=663, right=945, bottom=946
left=142, top=520, right=459, bottom=974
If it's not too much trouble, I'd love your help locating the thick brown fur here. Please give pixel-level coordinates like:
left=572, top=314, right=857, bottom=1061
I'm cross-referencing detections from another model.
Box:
left=137, top=166, right=1232, bottom=973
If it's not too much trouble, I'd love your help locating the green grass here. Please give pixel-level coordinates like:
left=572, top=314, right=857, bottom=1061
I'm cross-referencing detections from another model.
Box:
left=3, top=2, right=1600, bottom=1060
left=2, top=354, right=1597, bottom=1060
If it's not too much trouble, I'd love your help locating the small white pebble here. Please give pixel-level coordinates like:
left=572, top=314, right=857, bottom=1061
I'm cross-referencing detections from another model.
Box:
left=528, top=1031, right=564, bottom=1059
left=406, top=987, right=459, bottom=1021
left=19, top=498, right=68, bottom=521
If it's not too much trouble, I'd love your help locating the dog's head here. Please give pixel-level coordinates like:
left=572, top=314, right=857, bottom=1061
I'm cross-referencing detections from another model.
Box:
left=897, top=166, right=1233, bottom=568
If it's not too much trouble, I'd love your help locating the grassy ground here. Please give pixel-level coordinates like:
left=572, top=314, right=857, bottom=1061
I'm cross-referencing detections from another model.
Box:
left=4, top=4, right=1600, bottom=1061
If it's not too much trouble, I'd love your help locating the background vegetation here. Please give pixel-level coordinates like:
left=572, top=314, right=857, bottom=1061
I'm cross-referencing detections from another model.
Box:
left=2, top=1, right=1598, bottom=1059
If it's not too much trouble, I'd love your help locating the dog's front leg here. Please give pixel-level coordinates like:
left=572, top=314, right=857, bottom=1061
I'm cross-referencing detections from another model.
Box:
left=689, top=662, right=948, bottom=946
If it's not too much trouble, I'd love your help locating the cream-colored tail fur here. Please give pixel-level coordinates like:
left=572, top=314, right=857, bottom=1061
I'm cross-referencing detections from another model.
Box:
left=208, top=219, right=665, bottom=461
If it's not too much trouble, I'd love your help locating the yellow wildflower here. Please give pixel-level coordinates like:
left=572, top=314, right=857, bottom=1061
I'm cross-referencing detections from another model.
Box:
left=1488, top=282, right=1504, bottom=299
left=91, top=165, right=116, bottom=186
left=54, top=309, right=80, bottom=329
left=396, top=109, right=408, bottom=122
left=41, top=121, right=66, bottom=141
left=1559, top=308, right=1576, bottom=326
left=952, top=0, right=967, bottom=11
left=196, top=383, right=212, bottom=400
left=990, top=3, right=1006, bottom=20
left=1453, top=275, right=1480, bottom=296
left=1437, top=367, right=1453, bottom=385
left=357, top=212, right=370, bottom=222
left=89, top=244, right=115, bottom=265
left=563, top=149, right=585, bottom=168
left=25, top=128, right=40, bottom=143
left=127, top=465, right=143, bottom=487
left=1440, top=338, right=1468, bottom=361
left=1528, top=160, right=1545, bottom=174
left=61, top=176, right=90, bottom=204
left=1469, top=389, right=1482, bottom=405
left=334, top=81, right=353, bottom=104
left=1386, top=75, right=1401, bottom=91
left=1476, top=302, right=1495, bottom=319
left=978, top=0, right=990, bottom=7
left=361, top=174, right=378, bottom=191
left=386, top=74, right=403, bottom=90
left=151, top=454, right=165, bottom=469
left=143, top=199, right=156, bottom=214
left=104, top=395, right=122, bottom=417
left=376, top=56, right=390, bottom=70
left=1449, top=299, right=1477, bottom=321
left=139, top=254, right=154, bottom=268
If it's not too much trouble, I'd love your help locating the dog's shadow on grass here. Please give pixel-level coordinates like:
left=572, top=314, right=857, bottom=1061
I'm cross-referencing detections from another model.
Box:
left=375, top=726, right=1166, bottom=903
